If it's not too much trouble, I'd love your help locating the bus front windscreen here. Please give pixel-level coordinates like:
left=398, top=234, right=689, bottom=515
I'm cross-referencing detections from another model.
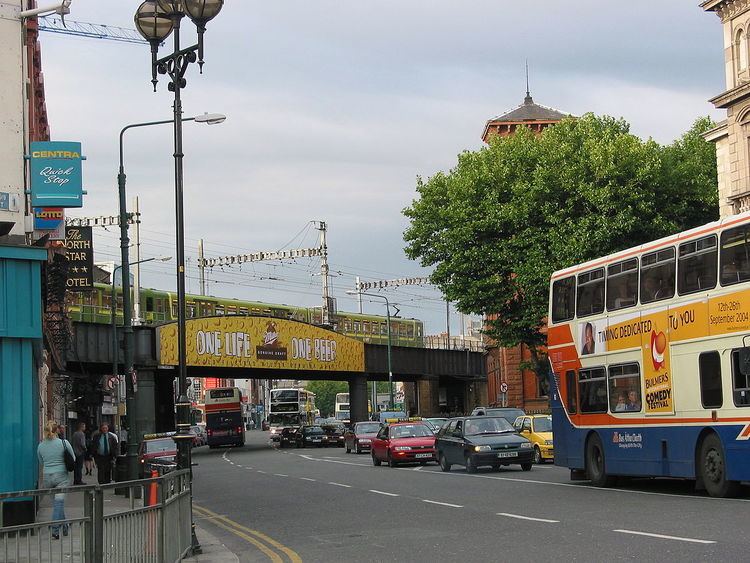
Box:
left=271, top=390, right=299, bottom=402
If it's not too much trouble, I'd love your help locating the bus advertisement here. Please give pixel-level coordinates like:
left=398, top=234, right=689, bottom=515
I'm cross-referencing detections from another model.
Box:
left=548, top=212, right=750, bottom=497
left=268, top=388, right=315, bottom=440
left=204, top=387, right=245, bottom=448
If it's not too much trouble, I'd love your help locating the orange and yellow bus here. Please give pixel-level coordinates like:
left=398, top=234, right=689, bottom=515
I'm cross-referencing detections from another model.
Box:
left=548, top=212, right=750, bottom=497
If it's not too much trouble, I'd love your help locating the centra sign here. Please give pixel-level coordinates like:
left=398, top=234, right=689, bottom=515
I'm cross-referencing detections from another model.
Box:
left=28, top=141, right=86, bottom=208
left=157, top=317, right=365, bottom=372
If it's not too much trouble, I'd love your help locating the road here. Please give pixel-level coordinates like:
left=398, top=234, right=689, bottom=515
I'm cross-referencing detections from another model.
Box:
left=191, top=432, right=749, bottom=562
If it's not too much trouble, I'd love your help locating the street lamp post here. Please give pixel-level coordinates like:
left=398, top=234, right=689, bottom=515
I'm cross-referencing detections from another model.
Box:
left=117, top=113, right=223, bottom=483
left=135, top=1, right=224, bottom=553
left=347, top=291, right=394, bottom=409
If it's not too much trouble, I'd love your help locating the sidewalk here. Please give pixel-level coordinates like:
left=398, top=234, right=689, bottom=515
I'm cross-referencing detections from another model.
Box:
left=184, top=524, right=239, bottom=563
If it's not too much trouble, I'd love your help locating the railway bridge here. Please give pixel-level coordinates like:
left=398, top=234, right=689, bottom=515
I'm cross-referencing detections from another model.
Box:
left=67, top=317, right=486, bottom=436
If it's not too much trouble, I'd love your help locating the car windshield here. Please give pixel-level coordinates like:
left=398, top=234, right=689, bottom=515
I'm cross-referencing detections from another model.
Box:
left=356, top=423, right=380, bottom=434
left=534, top=417, right=552, bottom=432
left=463, top=417, right=515, bottom=436
left=390, top=424, right=433, bottom=438
left=145, top=439, right=175, bottom=454
left=305, top=427, right=324, bottom=435
left=427, top=418, right=448, bottom=426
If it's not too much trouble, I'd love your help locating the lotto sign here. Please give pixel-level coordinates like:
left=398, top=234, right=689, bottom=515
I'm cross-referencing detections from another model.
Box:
left=33, top=208, right=65, bottom=230
left=29, top=141, right=85, bottom=208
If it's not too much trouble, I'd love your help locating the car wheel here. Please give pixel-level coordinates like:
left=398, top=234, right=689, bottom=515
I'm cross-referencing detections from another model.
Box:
left=387, top=452, right=398, bottom=468
left=521, top=462, right=533, bottom=471
left=586, top=433, right=616, bottom=487
left=700, top=433, right=741, bottom=498
left=465, top=454, right=477, bottom=474
left=372, top=452, right=381, bottom=466
left=534, top=446, right=542, bottom=465
left=438, top=452, right=451, bottom=472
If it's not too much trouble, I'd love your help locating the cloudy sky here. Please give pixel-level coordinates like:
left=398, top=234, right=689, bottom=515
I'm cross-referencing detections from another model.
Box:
left=40, top=0, right=725, bottom=334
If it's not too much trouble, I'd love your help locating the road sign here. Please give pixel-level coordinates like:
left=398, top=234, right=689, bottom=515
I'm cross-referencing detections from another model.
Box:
left=500, top=382, right=508, bottom=393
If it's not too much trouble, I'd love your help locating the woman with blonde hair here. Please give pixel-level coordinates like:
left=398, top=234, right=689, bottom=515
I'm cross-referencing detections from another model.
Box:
left=37, top=420, right=75, bottom=539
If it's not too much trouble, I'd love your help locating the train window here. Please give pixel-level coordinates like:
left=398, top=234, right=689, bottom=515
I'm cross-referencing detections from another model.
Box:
left=640, top=247, right=675, bottom=304
left=731, top=349, right=750, bottom=407
left=699, top=351, right=723, bottom=409
left=608, top=363, right=641, bottom=413
left=606, top=258, right=638, bottom=311
left=551, top=276, right=575, bottom=323
left=678, top=235, right=717, bottom=295
left=187, top=304, right=196, bottom=318
left=416, top=325, right=422, bottom=337
left=576, top=269, right=604, bottom=318
left=578, top=367, right=607, bottom=413
left=239, top=307, right=248, bottom=315
left=226, top=306, right=237, bottom=315
left=146, top=296, right=154, bottom=311
left=399, top=324, right=407, bottom=337
left=343, top=321, right=351, bottom=331
left=354, top=322, right=360, bottom=333
left=371, top=322, right=381, bottom=335
left=215, top=305, right=225, bottom=316
left=362, top=321, right=370, bottom=333
left=720, top=225, right=750, bottom=286
left=407, top=325, right=414, bottom=338
left=565, top=370, right=577, bottom=414
left=156, top=299, right=164, bottom=313
left=171, top=303, right=177, bottom=317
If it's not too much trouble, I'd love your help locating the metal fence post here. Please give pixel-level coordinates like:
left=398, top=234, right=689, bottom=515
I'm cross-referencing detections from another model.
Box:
left=83, top=489, right=94, bottom=562
left=93, top=488, right=104, bottom=562
left=158, top=475, right=166, bottom=563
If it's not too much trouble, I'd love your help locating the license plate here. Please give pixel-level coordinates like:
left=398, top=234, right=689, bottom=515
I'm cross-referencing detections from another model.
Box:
left=415, top=453, right=432, bottom=458
left=214, top=430, right=228, bottom=436
left=497, top=451, right=517, bottom=458
left=313, top=439, right=321, bottom=442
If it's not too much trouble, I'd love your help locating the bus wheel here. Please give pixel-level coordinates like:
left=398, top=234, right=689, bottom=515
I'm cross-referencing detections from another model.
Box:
left=700, top=433, right=741, bottom=498
left=586, top=434, right=616, bottom=487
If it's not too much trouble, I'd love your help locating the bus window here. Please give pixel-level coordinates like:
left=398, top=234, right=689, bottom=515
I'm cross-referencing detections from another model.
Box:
left=678, top=235, right=717, bottom=295
left=606, top=258, right=638, bottom=311
left=608, top=363, right=641, bottom=413
left=565, top=370, right=577, bottom=414
left=576, top=269, right=604, bottom=318
left=551, top=276, right=575, bottom=323
left=720, top=225, right=750, bottom=286
left=731, top=349, right=750, bottom=407
left=578, top=367, right=607, bottom=413
left=699, top=351, right=723, bottom=409
left=640, top=247, right=675, bottom=304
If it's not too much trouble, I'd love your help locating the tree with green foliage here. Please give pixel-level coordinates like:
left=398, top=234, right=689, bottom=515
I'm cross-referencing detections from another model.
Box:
left=403, top=114, right=718, bottom=376
left=305, top=380, right=348, bottom=418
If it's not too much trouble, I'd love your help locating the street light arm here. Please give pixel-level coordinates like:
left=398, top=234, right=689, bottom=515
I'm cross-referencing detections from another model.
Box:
left=119, top=117, right=196, bottom=170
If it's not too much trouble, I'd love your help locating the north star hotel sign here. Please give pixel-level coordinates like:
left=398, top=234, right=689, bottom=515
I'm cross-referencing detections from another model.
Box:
left=28, top=141, right=86, bottom=208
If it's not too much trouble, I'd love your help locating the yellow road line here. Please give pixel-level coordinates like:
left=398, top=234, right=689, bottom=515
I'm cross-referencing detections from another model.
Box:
left=193, top=504, right=302, bottom=563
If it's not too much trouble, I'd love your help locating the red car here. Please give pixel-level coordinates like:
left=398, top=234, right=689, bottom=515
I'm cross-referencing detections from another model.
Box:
left=371, top=420, right=437, bottom=467
left=138, top=433, right=178, bottom=478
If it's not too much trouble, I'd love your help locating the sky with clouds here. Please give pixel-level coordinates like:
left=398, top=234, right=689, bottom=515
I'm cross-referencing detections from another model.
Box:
left=40, top=0, right=725, bottom=334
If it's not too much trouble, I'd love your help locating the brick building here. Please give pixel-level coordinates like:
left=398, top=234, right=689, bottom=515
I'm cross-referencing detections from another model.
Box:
left=481, top=86, right=570, bottom=413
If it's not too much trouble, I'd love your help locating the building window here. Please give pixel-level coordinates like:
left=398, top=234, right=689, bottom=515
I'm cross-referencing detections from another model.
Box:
left=739, top=29, right=748, bottom=72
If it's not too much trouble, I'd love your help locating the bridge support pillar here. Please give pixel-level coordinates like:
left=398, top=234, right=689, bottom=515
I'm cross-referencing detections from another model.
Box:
left=416, top=377, right=440, bottom=417
left=349, top=374, right=368, bottom=423
left=133, top=369, right=156, bottom=440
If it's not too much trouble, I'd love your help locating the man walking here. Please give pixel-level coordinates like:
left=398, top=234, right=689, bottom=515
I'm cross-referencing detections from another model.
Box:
left=71, top=422, right=87, bottom=485
left=90, top=423, right=118, bottom=484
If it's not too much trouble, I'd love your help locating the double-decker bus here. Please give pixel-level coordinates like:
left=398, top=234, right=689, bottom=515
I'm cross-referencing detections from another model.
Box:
left=204, top=387, right=245, bottom=448
left=334, top=393, right=350, bottom=421
left=548, top=212, right=750, bottom=497
left=268, top=388, right=315, bottom=439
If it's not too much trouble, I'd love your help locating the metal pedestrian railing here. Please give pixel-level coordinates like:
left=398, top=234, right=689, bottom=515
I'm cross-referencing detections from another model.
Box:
left=0, top=469, right=192, bottom=563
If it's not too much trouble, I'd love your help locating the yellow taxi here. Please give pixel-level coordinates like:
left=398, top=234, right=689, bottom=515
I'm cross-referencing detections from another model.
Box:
left=513, top=414, right=553, bottom=464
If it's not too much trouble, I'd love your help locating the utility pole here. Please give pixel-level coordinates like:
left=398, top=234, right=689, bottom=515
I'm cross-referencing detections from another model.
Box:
left=315, top=221, right=331, bottom=326
left=355, top=276, right=363, bottom=314
left=446, top=300, right=451, bottom=349
left=132, top=197, right=142, bottom=324
left=198, top=239, right=206, bottom=296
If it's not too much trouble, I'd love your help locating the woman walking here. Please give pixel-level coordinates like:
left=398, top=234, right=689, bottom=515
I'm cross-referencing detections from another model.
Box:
left=37, top=420, right=75, bottom=539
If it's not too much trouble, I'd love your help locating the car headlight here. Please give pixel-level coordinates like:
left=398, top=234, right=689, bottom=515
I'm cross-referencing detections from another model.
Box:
left=545, top=440, right=553, bottom=446
left=474, top=445, right=492, bottom=452
left=270, top=428, right=277, bottom=434
left=519, top=442, right=532, bottom=449
left=394, top=446, right=412, bottom=451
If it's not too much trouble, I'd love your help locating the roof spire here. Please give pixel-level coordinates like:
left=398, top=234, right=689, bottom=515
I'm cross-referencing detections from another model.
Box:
left=524, top=60, right=533, bottom=105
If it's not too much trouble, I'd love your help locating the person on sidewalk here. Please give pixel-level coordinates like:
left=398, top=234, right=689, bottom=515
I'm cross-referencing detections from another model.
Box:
left=90, top=423, right=118, bottom=484
left=37, top=420, right=75, bottom=540
left=72, top=422, right=87, bottom=485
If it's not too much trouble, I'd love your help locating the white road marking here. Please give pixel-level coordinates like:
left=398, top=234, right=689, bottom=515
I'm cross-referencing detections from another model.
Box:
left=369, top=490, right=399, bottom=497
left=274, top=474, right=288, bottom=477
left=497, top=513, right=559, bottom=523
left=423, top=500, right=462, bottom=508
left=298, top=454, right=370, bottom=467
left=328, top=482, right=351, bottom=488
left=257, top=470, right=267, bottom=474
left=300, top=477, right=317, bottom=482
left=412, top=466, right=423, bottom=471
left=613, top=529, right=716, bottom=544
left=222, top=452, right=229, bottom=462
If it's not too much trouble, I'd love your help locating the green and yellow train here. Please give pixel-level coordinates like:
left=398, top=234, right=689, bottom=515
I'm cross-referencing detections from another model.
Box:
left=68, top=283, right=425, bottom=347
